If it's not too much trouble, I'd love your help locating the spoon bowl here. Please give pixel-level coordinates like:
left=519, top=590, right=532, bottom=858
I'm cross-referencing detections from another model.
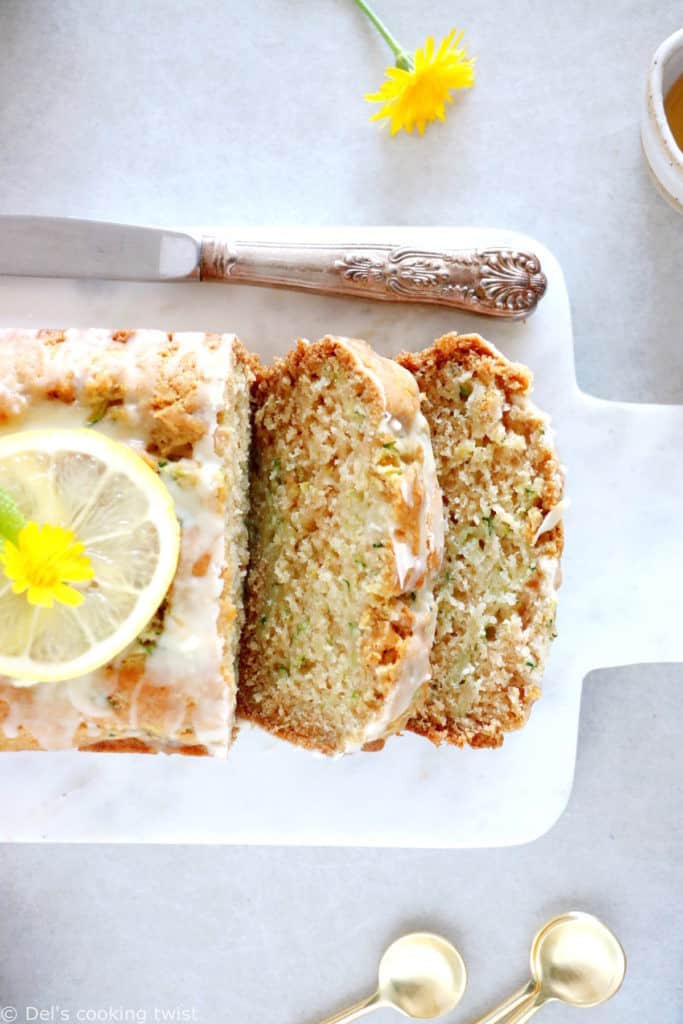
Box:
left=377, top=933, right=468, bottom=1019
left=530, top=911, right=626, bottom=1008
left=317, top=932, right=467, bottom=1024
left=467, top=911, right=626, bottom=1024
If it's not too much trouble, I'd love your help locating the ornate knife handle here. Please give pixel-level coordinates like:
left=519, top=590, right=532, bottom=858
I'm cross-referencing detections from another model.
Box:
left=199, top=238, right=547, bottom=319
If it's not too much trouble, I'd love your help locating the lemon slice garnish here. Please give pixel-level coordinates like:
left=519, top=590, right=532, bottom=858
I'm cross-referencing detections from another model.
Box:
left=0, top=429, right=180, bottom=683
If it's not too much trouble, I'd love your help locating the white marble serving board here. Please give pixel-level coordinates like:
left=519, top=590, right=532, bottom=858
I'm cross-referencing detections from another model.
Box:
left=0, top=226, right=680, bottom=846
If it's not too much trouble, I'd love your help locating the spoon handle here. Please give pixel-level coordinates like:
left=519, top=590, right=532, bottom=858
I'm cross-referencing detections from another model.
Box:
left=466, top=983, right=536, bottom=1024
left=317, top=992, right=381, bottom=1024
left=490, top=994, right=542, bottom=1024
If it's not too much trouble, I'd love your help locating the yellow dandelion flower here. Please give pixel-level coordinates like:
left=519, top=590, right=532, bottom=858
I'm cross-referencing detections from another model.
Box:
left=0, top=520, right=94, bottom=609
left=367, top=30, right=475, bottom=136
left=352, top=1, right=475, bottom=136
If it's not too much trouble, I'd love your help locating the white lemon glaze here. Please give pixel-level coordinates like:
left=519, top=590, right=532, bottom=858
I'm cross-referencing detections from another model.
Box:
left=532, top=499, right=569, bottom=545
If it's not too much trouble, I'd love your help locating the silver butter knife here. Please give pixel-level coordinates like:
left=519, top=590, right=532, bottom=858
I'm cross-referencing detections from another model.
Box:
left=0, top=216, right=547, bottom=319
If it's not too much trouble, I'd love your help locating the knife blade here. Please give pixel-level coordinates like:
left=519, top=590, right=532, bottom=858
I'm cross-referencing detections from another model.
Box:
left=0, top=216, right=547, bottom=318
left=0, top=216, right=199, bottom=281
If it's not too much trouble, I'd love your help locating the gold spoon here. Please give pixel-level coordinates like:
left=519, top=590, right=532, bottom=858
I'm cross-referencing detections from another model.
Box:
left=318, top=932, right=467, bottom=1024
left=469, top=912, right=626, bottom=1024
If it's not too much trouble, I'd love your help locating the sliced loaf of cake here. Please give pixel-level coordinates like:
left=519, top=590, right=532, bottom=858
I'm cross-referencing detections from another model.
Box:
left=238, top=336, right=444, bottom=755
left=398, top=333, right=564, bottom=748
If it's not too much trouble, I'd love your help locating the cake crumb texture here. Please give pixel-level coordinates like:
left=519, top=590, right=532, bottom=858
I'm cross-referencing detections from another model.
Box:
left=398, top=333, right=564, bottom=748
left=238, top=336, right=443, bottom=755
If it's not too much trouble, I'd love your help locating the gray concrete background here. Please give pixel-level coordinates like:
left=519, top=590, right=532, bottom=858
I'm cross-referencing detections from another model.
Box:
left=0, top=1, right=681, bottom=1022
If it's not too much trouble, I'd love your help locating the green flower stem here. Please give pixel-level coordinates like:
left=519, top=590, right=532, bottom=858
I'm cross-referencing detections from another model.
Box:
left=350, top=0, right=413, bottom=69
left=0, top=485, right=25, bottom=545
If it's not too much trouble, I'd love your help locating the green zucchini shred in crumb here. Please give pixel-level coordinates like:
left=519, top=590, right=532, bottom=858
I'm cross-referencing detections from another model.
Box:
left=372, top=541, right=384, bottom=549
left=342, top=578, right=351, bottom=591
left=459, top=382, right=473, bottom=400
left=525, top=660, right=537, bottom=669
left=86, top=405, right=108, bottom=426
left=382, top=441, right=397, bottom=450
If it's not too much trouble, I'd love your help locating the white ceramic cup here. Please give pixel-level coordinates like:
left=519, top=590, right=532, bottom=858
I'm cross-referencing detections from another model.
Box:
left=642, top=28, right=683, bottom=212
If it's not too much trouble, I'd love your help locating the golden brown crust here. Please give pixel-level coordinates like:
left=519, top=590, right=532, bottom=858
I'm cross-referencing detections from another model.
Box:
left=399, top=333, right=530, bottom=391
left=80, top=738, right=207, bottom=756
left=252, top=336, right=421, bottom=420
left=398, top=333, right=563, bottom=748
left=142, top=347, right=206, bottom=459
left=232, top=337, right=263, bottom=380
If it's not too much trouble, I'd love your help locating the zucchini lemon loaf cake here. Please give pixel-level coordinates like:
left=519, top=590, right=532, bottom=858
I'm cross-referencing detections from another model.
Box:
left=238, top=336, right=444, bottom=755
left=398, top=333, right=564, bottom=748
left=0, top=328, right=253, bottom=756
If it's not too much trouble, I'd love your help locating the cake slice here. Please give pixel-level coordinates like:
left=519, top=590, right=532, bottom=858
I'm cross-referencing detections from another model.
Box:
left=238, top=336, right=444, bottom=755
left=398, top=333, right=564, bottom=748
left=0, top=328, right=254, bottom=756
